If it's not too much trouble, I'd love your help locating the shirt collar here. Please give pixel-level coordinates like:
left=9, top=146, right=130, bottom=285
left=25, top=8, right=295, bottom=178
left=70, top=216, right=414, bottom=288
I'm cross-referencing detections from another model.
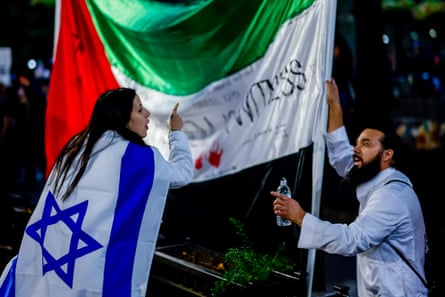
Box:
left=356, top=167, right=397, bottom=201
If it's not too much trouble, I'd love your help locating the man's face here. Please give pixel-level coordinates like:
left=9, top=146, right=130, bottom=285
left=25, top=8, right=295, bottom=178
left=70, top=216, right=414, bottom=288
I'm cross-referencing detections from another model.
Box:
left=346, top=128, right=387, bottom=186
left=352, top=128, right=385, bottom=169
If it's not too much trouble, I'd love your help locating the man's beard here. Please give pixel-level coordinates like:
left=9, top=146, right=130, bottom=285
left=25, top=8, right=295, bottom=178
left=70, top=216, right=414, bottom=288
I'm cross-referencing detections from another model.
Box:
left=345, top=151, right=383, bottom=187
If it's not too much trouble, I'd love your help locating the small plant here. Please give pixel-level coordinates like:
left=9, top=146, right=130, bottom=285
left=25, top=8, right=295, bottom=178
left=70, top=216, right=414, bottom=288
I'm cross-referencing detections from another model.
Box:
left=211, top=217, right=296, bottom=297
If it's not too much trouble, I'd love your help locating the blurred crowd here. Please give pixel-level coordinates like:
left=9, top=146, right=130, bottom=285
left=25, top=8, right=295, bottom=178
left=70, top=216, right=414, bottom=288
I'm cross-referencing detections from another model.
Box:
left=0, top=69, right=48, bottom=203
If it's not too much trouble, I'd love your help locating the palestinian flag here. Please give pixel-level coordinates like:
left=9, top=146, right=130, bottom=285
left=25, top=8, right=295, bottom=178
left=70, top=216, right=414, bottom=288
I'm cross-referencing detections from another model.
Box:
left=46, top=0, right=337, bottom=183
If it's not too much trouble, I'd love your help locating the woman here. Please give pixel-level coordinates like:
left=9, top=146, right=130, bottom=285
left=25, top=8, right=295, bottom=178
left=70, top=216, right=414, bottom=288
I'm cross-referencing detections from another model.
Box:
left=0, top=88, right=194, bottom=297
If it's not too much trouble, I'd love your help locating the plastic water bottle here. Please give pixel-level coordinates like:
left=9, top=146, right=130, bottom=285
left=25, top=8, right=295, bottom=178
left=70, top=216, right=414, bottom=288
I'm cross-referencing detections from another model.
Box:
left=276, top=177, right=292, bottom=227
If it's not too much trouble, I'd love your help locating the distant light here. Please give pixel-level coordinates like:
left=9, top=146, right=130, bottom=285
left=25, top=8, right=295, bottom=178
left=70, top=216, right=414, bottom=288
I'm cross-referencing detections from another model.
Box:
left=429, top=28, right=437, bottom=39
left=27, top=59, right=37, bottom=70
left=382, top=34, right=390, bottom=45
left=410, top=31, right=418, bottom=41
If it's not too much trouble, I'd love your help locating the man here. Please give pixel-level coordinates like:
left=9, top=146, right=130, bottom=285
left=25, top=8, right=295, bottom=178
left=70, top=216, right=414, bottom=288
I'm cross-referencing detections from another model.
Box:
left=272, top=79, right=428, bottom=296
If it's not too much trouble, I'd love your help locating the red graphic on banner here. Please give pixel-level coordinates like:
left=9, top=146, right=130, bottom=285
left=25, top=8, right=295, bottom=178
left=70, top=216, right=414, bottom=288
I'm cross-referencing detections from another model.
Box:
left=208, top=142, right=223, bottom=167
left=194, top=142, right=224, bottom=170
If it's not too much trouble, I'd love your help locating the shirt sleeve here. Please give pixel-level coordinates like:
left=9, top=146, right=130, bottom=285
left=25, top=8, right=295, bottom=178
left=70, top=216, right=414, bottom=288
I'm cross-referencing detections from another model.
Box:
left=326, top=126, right=354, bottom=178
left=166, top=130, right=194, bottom=188
left=298, top=187, right=405, bottom=256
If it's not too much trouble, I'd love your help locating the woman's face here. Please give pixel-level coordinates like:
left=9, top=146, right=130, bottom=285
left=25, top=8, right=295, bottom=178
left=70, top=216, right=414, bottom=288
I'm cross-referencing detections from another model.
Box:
left=126, top=95, right=150, bottom=138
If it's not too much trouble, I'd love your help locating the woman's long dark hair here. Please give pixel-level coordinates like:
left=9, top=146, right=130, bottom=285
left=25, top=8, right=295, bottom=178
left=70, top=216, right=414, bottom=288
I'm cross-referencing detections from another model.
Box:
left=52, top=88, right=147, bottom=201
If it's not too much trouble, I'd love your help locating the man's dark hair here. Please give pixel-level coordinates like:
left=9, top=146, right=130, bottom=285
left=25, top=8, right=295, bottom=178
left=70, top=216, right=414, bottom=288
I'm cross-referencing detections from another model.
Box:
left=380, top=129, right=402, bottom=151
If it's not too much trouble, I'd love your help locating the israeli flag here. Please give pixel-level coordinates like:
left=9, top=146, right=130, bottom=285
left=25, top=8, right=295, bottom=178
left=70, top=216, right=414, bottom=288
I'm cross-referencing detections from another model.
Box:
left=0, top=131, right=190, bottom=297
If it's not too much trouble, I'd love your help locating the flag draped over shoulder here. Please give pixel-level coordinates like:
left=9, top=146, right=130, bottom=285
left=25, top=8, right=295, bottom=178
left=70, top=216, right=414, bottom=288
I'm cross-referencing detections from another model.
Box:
left=46, top=0, right=337, bottom=183
left=0, top=133, right=171, bottom=297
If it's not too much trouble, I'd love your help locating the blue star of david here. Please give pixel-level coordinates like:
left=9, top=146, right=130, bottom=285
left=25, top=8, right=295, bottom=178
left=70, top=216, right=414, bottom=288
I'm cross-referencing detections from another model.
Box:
left=26, top=191, right=103, bottom=288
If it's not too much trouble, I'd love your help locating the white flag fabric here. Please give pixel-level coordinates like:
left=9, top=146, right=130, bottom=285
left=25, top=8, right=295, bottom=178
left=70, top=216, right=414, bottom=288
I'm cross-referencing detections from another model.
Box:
left=0, top=130, right=193, bottom=297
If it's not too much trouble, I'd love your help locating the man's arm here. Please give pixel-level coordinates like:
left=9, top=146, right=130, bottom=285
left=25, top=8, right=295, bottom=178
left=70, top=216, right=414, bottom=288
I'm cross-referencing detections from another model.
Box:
left=326, top=79, right=344, bottom=133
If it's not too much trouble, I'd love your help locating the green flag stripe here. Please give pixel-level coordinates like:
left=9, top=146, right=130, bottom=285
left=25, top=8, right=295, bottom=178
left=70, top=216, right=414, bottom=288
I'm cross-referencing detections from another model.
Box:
left=87, top=0, right=316, bottom=96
